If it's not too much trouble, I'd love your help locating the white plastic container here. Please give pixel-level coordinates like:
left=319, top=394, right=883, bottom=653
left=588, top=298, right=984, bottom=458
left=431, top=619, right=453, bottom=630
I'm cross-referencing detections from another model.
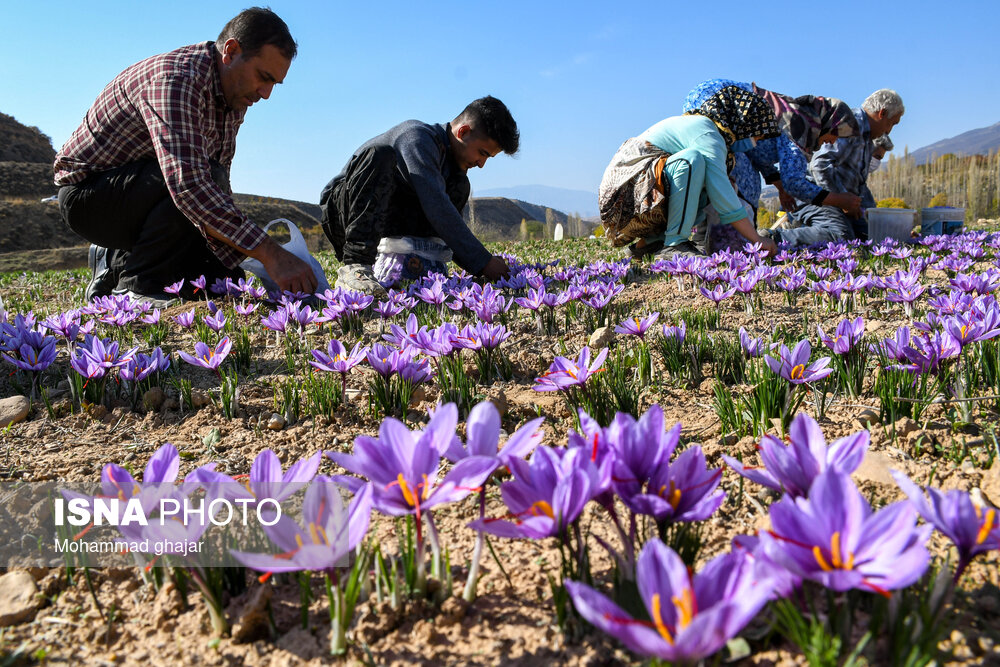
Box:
left=867, top=208, right=916, bottom=243
left=920, top=207, right=965, bottom=236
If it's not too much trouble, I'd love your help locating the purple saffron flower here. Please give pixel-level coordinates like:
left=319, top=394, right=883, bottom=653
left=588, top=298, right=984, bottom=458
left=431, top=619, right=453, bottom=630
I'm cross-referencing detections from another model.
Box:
left=178, top=336, right=232, bottom=372
left=247, top=449, right=323, bottom=505
left=565, top=540, right=774, bottom=663
left=164, top=280, right=184, bottom=296
left=309, top=339, right=368, bottom=376
left=203, top=310, right=227, bottom=332
left=818, top=316, right=865, bottom=355
left=533, top=346, right=608, bottom=392
left=261, top=308, right=290, bottom=333
left=327, top=403, right=496, bottom=518
left=723, top=412, right=868, bottom=498
left=761, top=470, right=931, bottom=594
left=443, top=400, right=545, bottom=470
left=231, top=478, right=373, bottom=574
left=172, top=309, right=196, bottom=329
left=614, top=312, right=660, bottom=340
left=891, top=471, right=1000, bottom=579
left=469, top=446, right=594, bottom=539
left=699, top=284, right=737, bottom=305
left=661, top=321, right=686, bottom=343
left=765, top=340, right=833, bottom=385
left=190, top=275, right=207, bottom=295
left=739, top=327, right=766, bottom=358
left=366, top=343, right=413, bottom=378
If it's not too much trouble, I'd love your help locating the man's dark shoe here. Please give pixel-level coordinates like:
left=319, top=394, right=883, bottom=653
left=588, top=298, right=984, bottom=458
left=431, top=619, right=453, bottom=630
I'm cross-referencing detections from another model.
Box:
left=85, top=245, right=116, bottom=302
left=627, top=239, right=665, bottom=260
left=654, top=240, right=706, bottom=261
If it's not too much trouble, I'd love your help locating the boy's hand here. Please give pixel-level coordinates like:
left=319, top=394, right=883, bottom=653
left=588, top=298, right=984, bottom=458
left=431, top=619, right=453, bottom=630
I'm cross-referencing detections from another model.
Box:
left=479, top=256, right=511, bottom=282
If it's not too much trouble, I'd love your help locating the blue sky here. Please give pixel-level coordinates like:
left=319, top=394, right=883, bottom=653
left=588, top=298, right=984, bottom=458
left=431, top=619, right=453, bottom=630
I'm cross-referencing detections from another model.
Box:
left=3, top=0, right=998, bottom=204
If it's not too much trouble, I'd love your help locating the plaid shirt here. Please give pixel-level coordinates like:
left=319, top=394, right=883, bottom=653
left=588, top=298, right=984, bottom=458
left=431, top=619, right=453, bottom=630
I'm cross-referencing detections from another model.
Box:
left=809, top=109, right=875, bottom=206
left=54, top=42, right=267, bottom=268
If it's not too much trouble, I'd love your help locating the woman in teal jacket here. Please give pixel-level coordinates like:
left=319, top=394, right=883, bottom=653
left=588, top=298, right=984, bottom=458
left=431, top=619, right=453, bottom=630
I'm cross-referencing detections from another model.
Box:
left=599, top=85, right=779, bottom=258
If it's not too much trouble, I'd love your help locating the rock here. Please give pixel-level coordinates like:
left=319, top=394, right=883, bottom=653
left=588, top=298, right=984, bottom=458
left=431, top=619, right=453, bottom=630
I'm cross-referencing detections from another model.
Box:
left=892, top=417, right=918, bottom=439
left=162, top=397, right=179, bottom=411
left=0, top=571, right=40, bottom=626
left=231, top=585, right=273, bottom=643
left=437, top=596, right=469, bottom=627
left=142, top=387, right=166, bottom=412
left=588, top=326, right=614, bottom=349
left=345, top=388, right=362, bottom=402
left=409, top=386, right=427, bottom=406
left=0, top=396, right=29, bottom=428
left=718, top=434, right=738, bottom=448
left=855, top=409, right=879, bottom=429
left=852, top=451, right=896, bottom=487
left=191, top=390, right=211, bottom=408
left=981, top=460, right=1000, bottom=508
left=267, top=413, right=286, bottom=431
left=486, top=389, right=508, bottom=416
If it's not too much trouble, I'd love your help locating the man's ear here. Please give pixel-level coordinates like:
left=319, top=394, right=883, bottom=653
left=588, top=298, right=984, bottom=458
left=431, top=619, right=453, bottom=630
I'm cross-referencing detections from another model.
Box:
left=454, top=123, right=472, bottom=140
left=221, top=38, right=242, bottom=64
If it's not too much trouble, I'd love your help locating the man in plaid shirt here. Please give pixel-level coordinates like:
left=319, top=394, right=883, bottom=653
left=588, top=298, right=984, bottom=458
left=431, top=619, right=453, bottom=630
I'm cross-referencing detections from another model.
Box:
left=54, top=7, right=316, bottom=304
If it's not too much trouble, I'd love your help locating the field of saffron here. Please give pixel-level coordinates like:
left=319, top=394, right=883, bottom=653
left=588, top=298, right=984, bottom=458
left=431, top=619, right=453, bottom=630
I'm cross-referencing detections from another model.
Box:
left=0, top=234, right=998, bottom=666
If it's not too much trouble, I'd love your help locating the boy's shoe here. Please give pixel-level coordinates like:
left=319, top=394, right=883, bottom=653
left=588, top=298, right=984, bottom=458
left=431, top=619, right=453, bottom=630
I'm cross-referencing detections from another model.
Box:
left=111, top=289, right=179, bottom=310
left=85, top=245, right=117, bottom=302
left=336, top=264, right=388, bottom=297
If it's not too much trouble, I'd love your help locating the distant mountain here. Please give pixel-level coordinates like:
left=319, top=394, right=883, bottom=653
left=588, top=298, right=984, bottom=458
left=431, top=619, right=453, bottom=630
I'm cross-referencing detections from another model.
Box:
left=908, top=121, right=1000, bottom=165
left=475, top=185, right=598, bottom=218
left=464, top=197, right=598, bottom=242
left=0, top=112, right=56, bottom=164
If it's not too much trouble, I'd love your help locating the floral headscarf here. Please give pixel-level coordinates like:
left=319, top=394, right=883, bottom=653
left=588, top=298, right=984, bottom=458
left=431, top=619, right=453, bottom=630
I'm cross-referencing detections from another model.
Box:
left=753, top=84, right=859, bottom=153
left=686, top=85, right=779, bottom=169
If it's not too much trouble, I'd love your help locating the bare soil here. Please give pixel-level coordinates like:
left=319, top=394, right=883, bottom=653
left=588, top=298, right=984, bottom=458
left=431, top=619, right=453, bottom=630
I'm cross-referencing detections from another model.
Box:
left=0, top=246, right=999, bottom=666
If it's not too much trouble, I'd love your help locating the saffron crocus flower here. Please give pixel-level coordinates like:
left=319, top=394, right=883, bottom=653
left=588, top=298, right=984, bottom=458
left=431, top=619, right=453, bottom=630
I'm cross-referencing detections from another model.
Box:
left=442, top=400, right=544, bottom=470
left=761, top=469, right=931, bottom=594
left=533, top=346, right=608, bottom=392
left=260, top=308, right=290, bottom=334
left=231, top=478, right=373, bottom=574
left=739, top=327, right=766, bottom=358
left=164, top=280, right=184, bottom=296
left=178, top=336, right=231, bottom=372
left=469, top=446, right=594, bottom=539
left=614, top=312, right=660, bottom=340
left=327, top=403, right=496, bottom=517
left=891, top=470, right=1000, bottom=580
left=4, top=339, right=57, bottom=373
left=765, top=339, right=833, bottom=385
left=818, top=316, right=864, bottom=355
left=722, top=412, right=868, bottom=498
left=190, top=275, right=207, bottom=295
left=699, top=284, right=737, bottom=305
left=172, top=309, right=196, bottom=329
left=203, top=310, right=226, bottom=332
left=565, top=540, right=774, bottom=663
left=660, top=321, right=686, bottom=343
left=245, top=449, right=323, bottom=508
left=310, top=339, right=368, bottom=376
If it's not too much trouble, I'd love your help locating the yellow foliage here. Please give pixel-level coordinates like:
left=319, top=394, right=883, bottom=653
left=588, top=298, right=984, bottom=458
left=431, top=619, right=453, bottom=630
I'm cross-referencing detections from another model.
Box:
left=927, top=192, right=948, bottom=207
left=877, top=197, right=908, bottom=209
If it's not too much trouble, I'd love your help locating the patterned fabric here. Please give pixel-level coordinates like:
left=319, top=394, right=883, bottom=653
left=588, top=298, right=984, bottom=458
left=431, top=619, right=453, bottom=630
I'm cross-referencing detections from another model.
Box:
left=809, top=108, right=874, bottom=206
left=685, top=85, right=779, bottom=158
left=54, top=42, right=266, bottom=269
left=598, top=138, right=672, bottom=246
left=753, top=85, right=858, bottom=154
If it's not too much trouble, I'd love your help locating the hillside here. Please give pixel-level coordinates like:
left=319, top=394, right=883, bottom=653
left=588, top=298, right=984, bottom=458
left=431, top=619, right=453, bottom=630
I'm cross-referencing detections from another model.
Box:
left=909, top=121, right=1000, bottom=165
left=475, top=184, right=598, bottom=218
left=465, top=197, right=597, bottom=242
left=0, top=112, right=56, bottom=164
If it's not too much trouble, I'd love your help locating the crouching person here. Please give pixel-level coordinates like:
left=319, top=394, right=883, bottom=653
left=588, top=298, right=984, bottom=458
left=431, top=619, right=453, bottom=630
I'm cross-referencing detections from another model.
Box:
left=320, top=96, right=518, bottom=295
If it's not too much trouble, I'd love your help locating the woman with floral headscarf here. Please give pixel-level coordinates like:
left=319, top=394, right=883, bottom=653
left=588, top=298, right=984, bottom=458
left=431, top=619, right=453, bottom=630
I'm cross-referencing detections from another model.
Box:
left=599, top=84, right=779, bottom=259
left=683, top=79, right=862, bottom=217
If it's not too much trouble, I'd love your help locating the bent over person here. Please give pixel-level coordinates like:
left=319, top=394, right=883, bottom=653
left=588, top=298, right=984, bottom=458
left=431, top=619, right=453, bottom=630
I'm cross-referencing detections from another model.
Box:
left=54, top=7, right=317, bottom=306
left=320, top=96, right=518, bottom=296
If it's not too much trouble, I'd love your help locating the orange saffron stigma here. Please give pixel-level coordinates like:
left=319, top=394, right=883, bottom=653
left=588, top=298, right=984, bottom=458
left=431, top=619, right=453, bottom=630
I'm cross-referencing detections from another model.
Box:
left=650, top=594, right=675, bottom=644
left=976, top=508, right=996, bottom=546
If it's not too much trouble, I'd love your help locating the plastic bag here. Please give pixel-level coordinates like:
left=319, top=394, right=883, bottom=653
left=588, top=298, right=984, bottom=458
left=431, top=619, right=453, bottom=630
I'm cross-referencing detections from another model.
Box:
left=239, top=219, right=331, bottom=296
left=373, top=236, right=453, bottom=287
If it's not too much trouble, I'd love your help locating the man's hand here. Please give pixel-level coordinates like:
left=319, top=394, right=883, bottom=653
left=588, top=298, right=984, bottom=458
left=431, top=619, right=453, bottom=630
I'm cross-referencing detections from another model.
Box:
left=253, top=237, right=318, bottom=294
left=479, top=256, right=511, bottom=282
left=775, top=182, right=797, bottom=212
left=759, top=237, right=778, bottom=258
left=825, top=192, right=862, bottom=219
